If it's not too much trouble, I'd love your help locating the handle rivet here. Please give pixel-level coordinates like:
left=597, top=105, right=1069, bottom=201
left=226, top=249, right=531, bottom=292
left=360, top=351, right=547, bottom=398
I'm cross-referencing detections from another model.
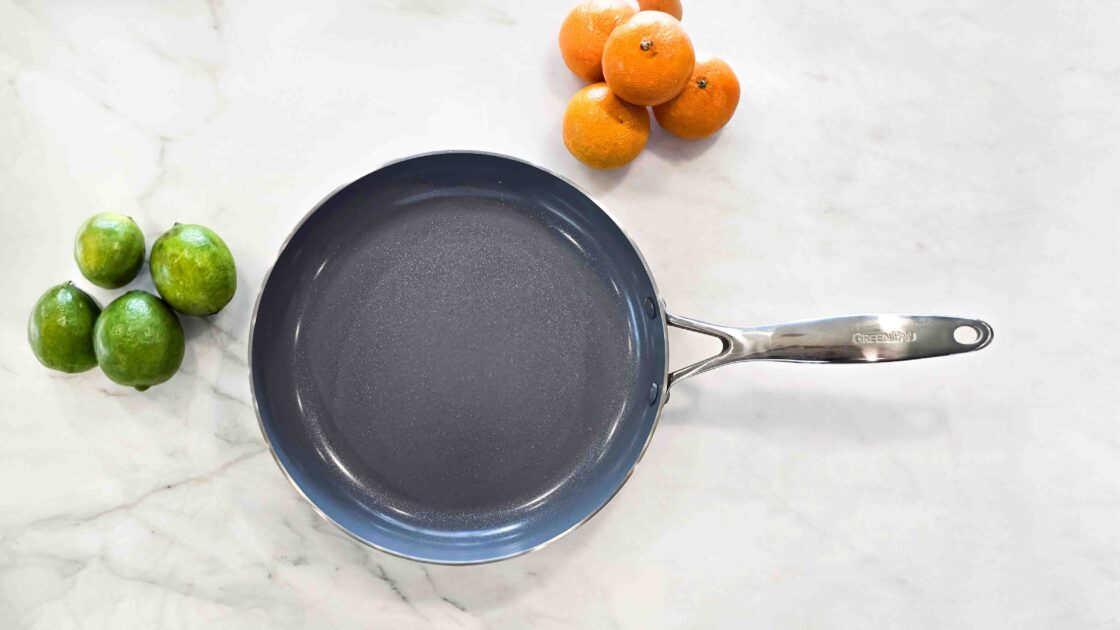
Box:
left=648, top=382, right=659, bottom=405
left=643, top=296, right=658, bottom=319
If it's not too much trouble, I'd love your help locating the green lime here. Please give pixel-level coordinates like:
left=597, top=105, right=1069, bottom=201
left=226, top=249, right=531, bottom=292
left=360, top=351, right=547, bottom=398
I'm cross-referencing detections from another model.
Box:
left=28, top=281, right=101, bottom=373
left=74, top=212, right=146, bottom=289
left=150, top=223, right=237, bottom=316
left=94, top=291, right=185, bottom=391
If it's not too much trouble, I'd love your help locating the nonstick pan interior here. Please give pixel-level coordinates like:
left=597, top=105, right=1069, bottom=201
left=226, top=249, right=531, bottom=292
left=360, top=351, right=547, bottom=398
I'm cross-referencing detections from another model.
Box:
left=251, top=153, right=667, bottom=563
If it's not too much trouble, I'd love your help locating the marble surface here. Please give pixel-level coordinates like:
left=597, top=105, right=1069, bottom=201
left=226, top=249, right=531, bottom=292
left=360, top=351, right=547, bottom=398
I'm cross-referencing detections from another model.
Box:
left=1, top=0, right=1118, bottom=627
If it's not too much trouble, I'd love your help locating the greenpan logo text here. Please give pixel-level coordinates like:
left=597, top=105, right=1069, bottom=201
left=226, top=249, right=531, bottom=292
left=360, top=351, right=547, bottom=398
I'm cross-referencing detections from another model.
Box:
left=852, top=331, right=916, bottom=344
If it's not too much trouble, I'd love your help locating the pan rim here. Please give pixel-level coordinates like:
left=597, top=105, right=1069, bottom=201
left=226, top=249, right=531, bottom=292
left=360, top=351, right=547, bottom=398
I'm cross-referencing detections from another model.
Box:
left=248, top=150, right=671, bottom=565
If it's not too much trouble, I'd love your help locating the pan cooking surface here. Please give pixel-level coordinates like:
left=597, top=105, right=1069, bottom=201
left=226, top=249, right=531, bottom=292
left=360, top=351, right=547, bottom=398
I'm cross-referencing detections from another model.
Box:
left=302, top=198, right=633, bottom=512
left=252, top=153, right=665, bottom=562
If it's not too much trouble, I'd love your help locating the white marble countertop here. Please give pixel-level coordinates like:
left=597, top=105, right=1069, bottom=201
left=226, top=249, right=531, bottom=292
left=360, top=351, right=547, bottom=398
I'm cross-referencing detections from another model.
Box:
left=2, top=1, right=1118, bottom=627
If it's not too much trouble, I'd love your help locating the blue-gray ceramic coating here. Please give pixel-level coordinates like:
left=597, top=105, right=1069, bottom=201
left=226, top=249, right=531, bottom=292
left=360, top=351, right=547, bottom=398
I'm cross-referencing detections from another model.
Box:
left=251, top=152, right=667, bottom=564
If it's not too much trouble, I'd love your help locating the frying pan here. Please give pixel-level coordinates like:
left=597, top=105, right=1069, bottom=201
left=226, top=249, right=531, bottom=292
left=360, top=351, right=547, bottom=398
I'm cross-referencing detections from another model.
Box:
left=250, top=151, right=992, bottom=564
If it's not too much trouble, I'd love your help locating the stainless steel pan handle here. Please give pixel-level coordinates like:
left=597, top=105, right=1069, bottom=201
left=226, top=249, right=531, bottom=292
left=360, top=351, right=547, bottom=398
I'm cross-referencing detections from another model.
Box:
left=667, top=313, right=993, bottom=387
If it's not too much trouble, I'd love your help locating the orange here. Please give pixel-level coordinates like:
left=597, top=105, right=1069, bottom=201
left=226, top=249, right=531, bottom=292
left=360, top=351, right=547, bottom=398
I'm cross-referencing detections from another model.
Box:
left=602, top=11, right=695, bottom=106
left=638, top=0, right=682, bottom=20
left=563, top=82, right=650, bottom=169
left=653, top=56, right=740, bottom=139
left=559, top=0, right=637, bottom=83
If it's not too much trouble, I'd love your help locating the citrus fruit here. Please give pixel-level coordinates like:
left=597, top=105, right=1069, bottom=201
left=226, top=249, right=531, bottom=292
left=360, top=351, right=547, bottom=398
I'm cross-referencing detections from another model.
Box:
left=638, top=0, right=682, bottom=20
left=653, top=56, right=741, bottom=139
left=28, top=281, right=101, bottom=373
left=149, top=223, right=237, bottom=316
left=94, top=291, right=184, bottom=391
left=559, top=0, right=637, bottom=83
left=563, top=82, right=651, bottom=169
left=602, top=11, right=695, bottom=106
left=74, top=212, right=145, bottom=289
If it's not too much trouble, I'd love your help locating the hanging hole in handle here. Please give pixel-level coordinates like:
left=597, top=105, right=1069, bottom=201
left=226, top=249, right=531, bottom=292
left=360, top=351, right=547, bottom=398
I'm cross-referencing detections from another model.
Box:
left=953, top=325, right=981, bottom=345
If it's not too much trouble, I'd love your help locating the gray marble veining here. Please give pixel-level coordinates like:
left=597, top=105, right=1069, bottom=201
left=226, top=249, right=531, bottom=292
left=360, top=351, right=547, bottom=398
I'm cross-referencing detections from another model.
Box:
left=1, top=0, right=1117, bottom=628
